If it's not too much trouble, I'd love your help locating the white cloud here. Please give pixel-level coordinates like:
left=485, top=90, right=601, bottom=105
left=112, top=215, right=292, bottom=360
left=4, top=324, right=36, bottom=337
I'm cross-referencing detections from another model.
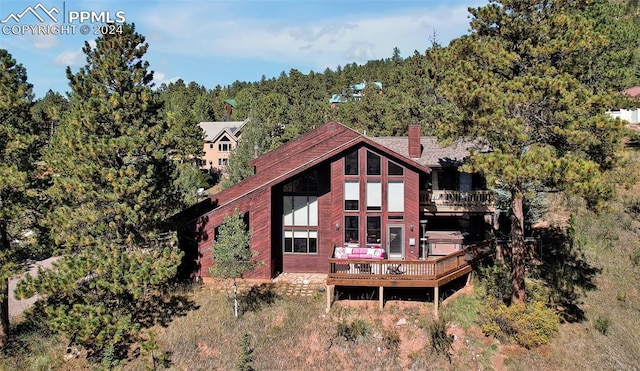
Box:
left=138, top=2, right=477, bottom=72
left=32, top=33, right=59, bottom=49
left=53, top=50, right=84, bottom=66
left=53, top=40, right=95, bottom=67
left=152, top=72, right=180, bottom=87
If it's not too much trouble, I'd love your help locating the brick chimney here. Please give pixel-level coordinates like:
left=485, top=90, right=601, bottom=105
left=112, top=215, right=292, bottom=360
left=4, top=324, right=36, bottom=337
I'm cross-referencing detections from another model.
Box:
left=408, top=124, right=422, bottom=158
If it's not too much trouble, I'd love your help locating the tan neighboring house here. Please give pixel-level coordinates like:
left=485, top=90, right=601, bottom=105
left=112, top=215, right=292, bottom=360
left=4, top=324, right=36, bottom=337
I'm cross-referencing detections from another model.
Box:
left=198, top=119, right=249, bottom=172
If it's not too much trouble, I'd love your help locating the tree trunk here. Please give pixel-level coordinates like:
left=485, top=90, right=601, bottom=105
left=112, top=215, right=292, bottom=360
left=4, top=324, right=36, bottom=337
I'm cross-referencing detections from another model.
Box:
left=233, top=277, right=238, bottom=319
left=510, top=191, right=526, bottom=305
left=0, top=218, right=9, bottom=348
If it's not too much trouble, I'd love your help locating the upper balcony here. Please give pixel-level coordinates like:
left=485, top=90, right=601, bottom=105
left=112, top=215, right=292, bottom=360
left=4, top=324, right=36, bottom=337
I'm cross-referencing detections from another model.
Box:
left=420, top=190, right=496, bottom=213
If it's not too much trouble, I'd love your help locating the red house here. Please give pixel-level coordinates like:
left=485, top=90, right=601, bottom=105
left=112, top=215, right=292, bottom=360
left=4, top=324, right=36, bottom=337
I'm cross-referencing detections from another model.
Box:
left=177, top=121, right=495, bottom=311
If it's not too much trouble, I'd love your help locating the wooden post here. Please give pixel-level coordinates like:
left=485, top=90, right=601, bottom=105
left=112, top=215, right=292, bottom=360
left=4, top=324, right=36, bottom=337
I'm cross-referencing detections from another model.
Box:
left=379, top=286, right=384, bottom=310
left=433, top=286, right=439, bottom=317
left=326, top=285, right=333, bottom=313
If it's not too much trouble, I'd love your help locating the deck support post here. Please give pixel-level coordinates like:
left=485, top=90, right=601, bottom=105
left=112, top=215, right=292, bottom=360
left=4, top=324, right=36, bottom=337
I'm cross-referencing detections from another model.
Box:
left=326, top=285, right=334, bottom=313
left=433, top=286, right=439, bottom=317
left=379, top=286, right=384, bottom=310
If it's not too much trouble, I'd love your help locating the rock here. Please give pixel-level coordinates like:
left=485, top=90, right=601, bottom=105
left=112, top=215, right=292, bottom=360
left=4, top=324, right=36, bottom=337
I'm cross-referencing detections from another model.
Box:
left=396, top=318, right=407, bottom=326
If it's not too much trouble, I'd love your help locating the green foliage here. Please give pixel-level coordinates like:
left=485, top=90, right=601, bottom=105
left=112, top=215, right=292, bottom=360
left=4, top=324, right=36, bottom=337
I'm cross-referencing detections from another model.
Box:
left=157, top=79, right=209, bottom=162
left=479, top=299, right=559, bottom=348
left=15, top=24, right=185, bottom=363
left=236, top=333, right=255, bottom=371
left=209, top=209, right=257, bottom=280
left=173, top=162, right=210, bottom=206
left=221, top=120, right=269, bottom=189
left=140, top=330, right=171, bottom=370
left=428, top=316, right=454, bottom=363
left=336, top=318, right=370, bottom=343
left=209, top=209, right=261, bottom=318
left=594, top=316, right=611, bottom=335
left=434, top=0, right=639, bottom=303
left=0, top=48, right=41, bottom=347
left=478, top=263, right=512, bottom=303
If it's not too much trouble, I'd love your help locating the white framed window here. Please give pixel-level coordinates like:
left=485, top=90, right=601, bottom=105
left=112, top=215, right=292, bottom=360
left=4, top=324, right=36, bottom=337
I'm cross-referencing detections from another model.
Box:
left=284, top=230, right=318, bottom=254
left=344, top=181, right=359, bottom=210
left=283, top=196, right=317, bottom=226
left=388, top=181, right=404, bottom=212
left=366, top=181, right=381, bottom=211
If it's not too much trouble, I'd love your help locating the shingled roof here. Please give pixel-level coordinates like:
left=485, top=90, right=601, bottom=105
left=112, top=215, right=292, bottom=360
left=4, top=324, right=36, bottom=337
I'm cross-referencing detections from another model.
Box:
left=370, top=136, right=475, bottom=167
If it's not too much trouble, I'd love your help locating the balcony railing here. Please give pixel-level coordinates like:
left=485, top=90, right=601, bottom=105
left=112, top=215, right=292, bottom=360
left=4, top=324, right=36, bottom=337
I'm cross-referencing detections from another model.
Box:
left=327, top=242, right=493, bottom=288
left=420, top=190, right=495, bottom=211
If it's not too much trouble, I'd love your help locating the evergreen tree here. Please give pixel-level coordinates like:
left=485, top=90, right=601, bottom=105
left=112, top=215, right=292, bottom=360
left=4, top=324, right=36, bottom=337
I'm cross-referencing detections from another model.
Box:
left=221, top=119, right=269, bottom=189
left=209, top=209, right=260, bottom=318
left=16, top=24, right=184, bottom=363
left=0, top=49, right=36, bottom=348
left=435, top=0, right=638, bottom=304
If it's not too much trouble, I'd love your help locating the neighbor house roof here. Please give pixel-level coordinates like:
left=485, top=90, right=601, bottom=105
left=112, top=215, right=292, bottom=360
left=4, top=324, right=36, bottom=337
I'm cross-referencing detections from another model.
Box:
left=623, top=86, right=640, bottom=98
left=199, top=119, right=248, bottom=142
left=370, top=136, right=475, bottom=167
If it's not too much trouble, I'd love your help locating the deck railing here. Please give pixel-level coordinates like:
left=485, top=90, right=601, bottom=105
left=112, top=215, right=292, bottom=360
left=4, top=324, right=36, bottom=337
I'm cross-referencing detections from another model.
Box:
left=420, top=190, right=495, bottom=208
left=327, top=241, right=492, bottom=287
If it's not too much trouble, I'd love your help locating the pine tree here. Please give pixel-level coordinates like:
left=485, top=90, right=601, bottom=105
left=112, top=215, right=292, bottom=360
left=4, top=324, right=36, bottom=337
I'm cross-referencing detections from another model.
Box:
left=16, top=25, right=183, bottom=363
left=0, top=49, right=36, bottom=348
left=209, top=209, right=260, bottom=318
left=221, top=119, right=269, bottom=189
left=435, top=0, right=638, bottom=304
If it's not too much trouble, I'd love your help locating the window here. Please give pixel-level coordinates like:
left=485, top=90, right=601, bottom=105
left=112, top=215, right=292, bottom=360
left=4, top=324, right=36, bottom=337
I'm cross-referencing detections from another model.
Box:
left=218, top=136, right=232, bottom=152
left=283, top=171, right=318, bottom=193
left=283, top=196, right=318, bottom=226
left=345, top=216, right=359, bottom=243
left=218, top=143, right=232, bottom=152
left=218, top=158, right=228, bottom=166
left=209, top=143, right=214, bottom=149
left=366, top=181, right=381, bottom=211
left=284, top=230, right=317, bottom=254
left=387, top=182, right=404, bottom=212
left=367, top=151, right=381, bottom=175
left=345, top=150, right=359, bottom=175
left=438, top=169, right=457, bottom=190
left=388, top=160, right=404, bottom=176
left=366, top=216, right=381, bottom=244
left=344, top=181, right=359, bottom=210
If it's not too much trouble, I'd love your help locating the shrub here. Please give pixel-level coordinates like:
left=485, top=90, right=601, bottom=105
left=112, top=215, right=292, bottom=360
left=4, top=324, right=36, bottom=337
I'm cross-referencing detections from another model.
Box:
left=479, top=263, right=512, bottom=303
left=237, top=333, right=255, bottom=371
left=336, top=319, right=370, bottom=343
left=479, top=299, right=559, bottom=348
left=594, top=316, right=610, bottom=335
left=429, top=316, right=454, bottom=363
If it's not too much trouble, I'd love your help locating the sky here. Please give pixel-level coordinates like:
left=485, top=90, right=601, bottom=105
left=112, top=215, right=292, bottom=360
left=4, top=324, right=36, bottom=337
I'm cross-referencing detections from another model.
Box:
left=0, top=0, right=485, bottom=98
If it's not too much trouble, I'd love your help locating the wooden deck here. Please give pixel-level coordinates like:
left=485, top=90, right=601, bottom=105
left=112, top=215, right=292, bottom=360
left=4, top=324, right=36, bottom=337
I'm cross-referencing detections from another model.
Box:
left=325, top=242, right=493, bottom=313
